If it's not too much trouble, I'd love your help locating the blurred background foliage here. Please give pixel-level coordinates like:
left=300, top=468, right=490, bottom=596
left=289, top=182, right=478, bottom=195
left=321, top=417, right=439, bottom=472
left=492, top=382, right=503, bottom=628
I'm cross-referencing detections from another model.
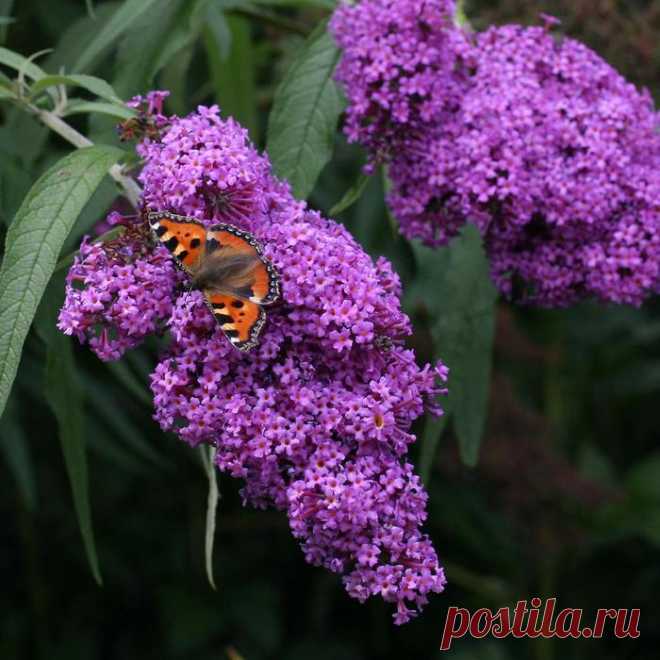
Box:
left=0, top=0, right=658, bottom=658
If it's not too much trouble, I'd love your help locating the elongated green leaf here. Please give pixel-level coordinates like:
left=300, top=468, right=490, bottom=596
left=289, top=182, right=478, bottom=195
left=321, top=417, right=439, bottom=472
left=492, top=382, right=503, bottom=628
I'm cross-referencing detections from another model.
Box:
left=113, top=0, right=196, bottom=99
left=0, top=46, right=47, bottom=80
left=0, top=153, right=32, bottom=225
left=204, top=12, right=258, bottom=140
left=329, top=171, right=370, bottom=217
left=407, top=225, right=497, bottom=468
left=418, top=414, right=450, bottom=486
left=0, top=111, right=49, bottom=169
left=34, top=273, right=102, bottom=584
left=103, top=360, right=152, bottom=407
left=85, top=376, right=171, bottom=470
left=251, top=0, right=335, bottom=7
left=201, top=446, right=219, bottom=590
left=64, top=100, right=135, bottom=121
left=267, top=20, right=344, bottom=199
left=30, top=74, right=122, bottom=103
left=46, top=3, right=121, bottom=74
left=0, top=1, right=15, bottom=44
left=0, top=145, right=123, bottom=418
left=160, top=45, right=195, bottom=115
left=48, top=334, right=102, bottom=583
left=73, top=0, right=161, bottom=72
left=0, top=394, right=37, bottom=511
left=85, top=0, right=97, bottom=19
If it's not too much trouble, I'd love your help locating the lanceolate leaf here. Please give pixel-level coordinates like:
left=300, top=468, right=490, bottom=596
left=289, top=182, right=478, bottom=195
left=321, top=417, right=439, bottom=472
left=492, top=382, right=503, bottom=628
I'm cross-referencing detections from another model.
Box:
left=432, top=226, right=497, bottom=466
left=64, top=100, right=135, bottom=121
left=267, top=20, right=345, bottom=199
left=329, top=171, right=370, bottom=217
left=30, top=74, right=123, bottom=103
left=0, top=394, right=37, bottom=511
left=35, top=273, right=102, bottom=585
left=73, top=0, right=161, bottom=72
left=204, top=12, right=258, bottom=141
left=418, top=414, right=450, bottom=487
left=46, top=2, right=121, bottom=74
left=200, top=445, right=219, bottom=590
left=0, top=46, right=47, bottom=81
left=0, top=1, right=15, bottom=44
left=407, top=225, right=497, bottom=469
left=113, top=0, right=197, bottom=99
left=0, top=145, right=123, bottom=418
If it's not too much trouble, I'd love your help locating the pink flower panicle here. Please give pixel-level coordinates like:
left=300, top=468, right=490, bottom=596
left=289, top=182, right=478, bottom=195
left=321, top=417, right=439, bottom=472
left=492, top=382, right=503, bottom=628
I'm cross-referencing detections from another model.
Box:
left=331, top=0, right=467, bottom=169
left=332, top=3, right=660, bottom=306
left=59, top=101, right=449, bottom=623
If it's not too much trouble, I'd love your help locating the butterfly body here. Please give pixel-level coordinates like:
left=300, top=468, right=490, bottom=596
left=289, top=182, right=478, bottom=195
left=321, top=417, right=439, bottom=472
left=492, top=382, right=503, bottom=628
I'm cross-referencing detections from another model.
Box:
left=148, top=211, right=280, bottom=351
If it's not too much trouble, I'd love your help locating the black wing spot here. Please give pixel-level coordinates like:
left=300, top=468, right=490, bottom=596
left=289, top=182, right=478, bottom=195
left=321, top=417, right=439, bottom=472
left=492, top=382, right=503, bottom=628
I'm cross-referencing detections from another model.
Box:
left=231, top=300, right=244, bottom=308
left=206, top=238, right=220, bottom=253
left=155, top=225, right=167, bottom=237
left=165, top=236, right=178, bottom=251
left=212, top=302, right=225, bottom=310
left=224, top=329, right=239, bottom=339
left=190, top=238, right=201, bottom=249
left=215, top=313, right=233, bottom=325
left=177, top=250, right=189, bottom=262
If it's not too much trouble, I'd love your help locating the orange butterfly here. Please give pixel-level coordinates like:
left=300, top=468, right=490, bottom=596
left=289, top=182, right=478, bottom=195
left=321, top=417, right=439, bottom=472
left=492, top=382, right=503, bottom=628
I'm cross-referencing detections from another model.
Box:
left=148, top=211, right=280, bottom=351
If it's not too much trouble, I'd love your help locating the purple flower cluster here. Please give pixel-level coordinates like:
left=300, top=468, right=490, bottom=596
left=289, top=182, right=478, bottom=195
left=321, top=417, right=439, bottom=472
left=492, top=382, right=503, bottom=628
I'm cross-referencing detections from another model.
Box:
left=60, top=100, right=449, bottom=623
left=332, top=4, right=660, bottom=306
left=58, top=222, right=180, bottom=360
left=331, top=0, right=467, bottom=167
left=137, top=106, right=271, bottom=226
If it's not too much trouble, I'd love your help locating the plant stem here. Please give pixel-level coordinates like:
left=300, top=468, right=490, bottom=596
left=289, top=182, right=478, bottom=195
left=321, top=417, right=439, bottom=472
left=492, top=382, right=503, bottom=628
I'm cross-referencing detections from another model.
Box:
left=455, top=0, right=470, bottom=28
left=29, top=105, right=142, bottom=208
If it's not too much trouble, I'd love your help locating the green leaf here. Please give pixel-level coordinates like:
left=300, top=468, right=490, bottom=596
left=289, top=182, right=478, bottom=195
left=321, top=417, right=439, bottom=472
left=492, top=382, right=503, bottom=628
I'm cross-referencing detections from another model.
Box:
left=48, top=336, right=102, bottom=583
left=85, top=376, right=171, bottom=470
left=0, top=145, right=123, bottom=418
left=73, top=0, right=161, bottom=73
left=85, top=0, right=97, bottom=19
left=46, top=2, right=121, bottom=75
left=0, top=0, right=15, bottom=44
left=30, top=74, right=123, bottom=103
left=251, top=0, right=335, bottom=7
left=204, top=11, right=258, bottom=140
left=63, top=100, right=135, bottom=121
left=112, top=0, right=197, bottom=99
left=328, top=171, right=370, bottom=217
left=35, top=273, right=102, bottom=584
left=0, top=152, right=33, bottom=226
left=0, top=46, right=47, bottom=81
left=160, top=45, right=195, bottom=116
left=0, top=394, right=37, bottom=511
left=0, top=111, right=49, bottom=169
left=418, top=414, right=450, bottom=486
left=408, top=225, right=497, bottom=467
left=267, top=20, right=344, bottom=199
left=201, top=446, right=219, bottom=590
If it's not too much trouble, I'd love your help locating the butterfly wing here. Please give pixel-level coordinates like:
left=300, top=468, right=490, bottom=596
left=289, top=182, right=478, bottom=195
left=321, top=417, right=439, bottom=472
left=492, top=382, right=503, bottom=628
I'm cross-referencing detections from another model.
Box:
left=148, top=213, right=279, bottom=351
left=206, top=224, right=280, bottom=305
left=148, top=211, right=207, bottom=273
left=205, top=292, right=266, bottom=351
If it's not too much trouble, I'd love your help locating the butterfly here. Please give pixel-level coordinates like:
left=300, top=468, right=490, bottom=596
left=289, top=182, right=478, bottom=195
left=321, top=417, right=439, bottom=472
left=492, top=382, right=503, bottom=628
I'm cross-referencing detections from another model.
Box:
left=148, top=211, right=280, bottom=351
